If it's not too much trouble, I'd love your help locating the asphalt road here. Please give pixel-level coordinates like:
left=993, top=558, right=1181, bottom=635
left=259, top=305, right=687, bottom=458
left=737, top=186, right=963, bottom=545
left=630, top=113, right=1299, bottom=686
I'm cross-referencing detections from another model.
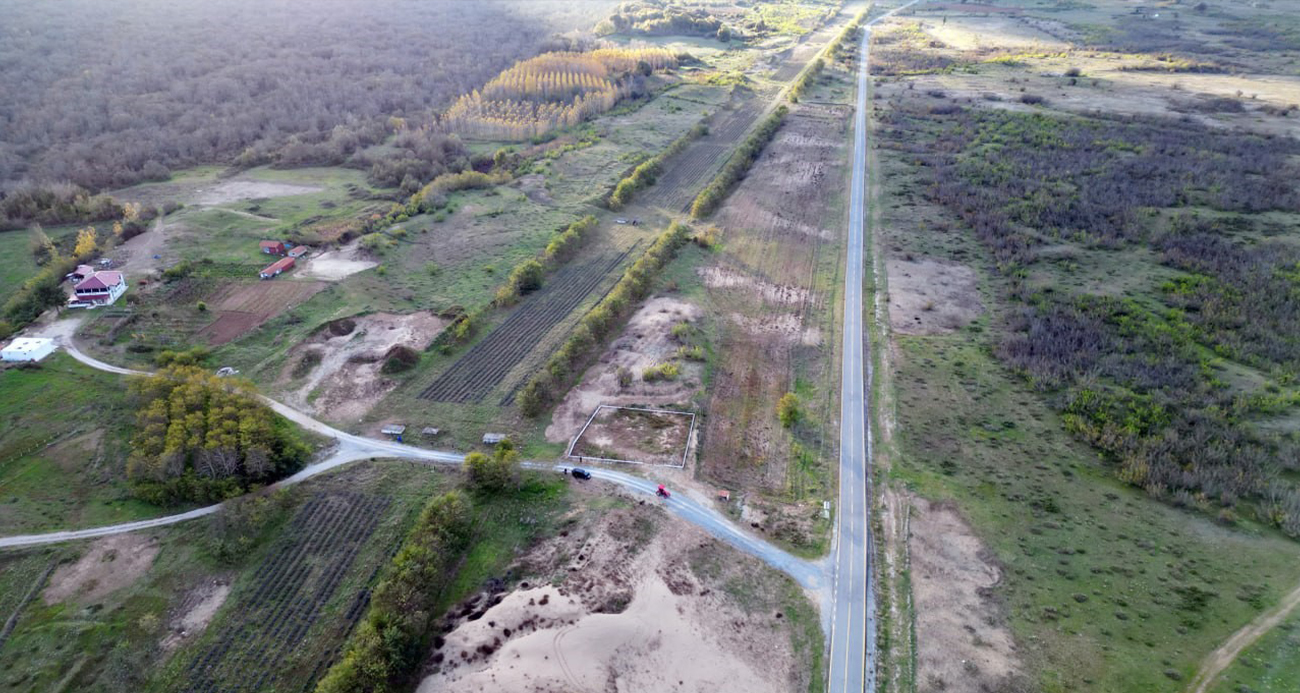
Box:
left=827, top=3, right=921, bottom=691
left=1, top=341, right=821, bottom=591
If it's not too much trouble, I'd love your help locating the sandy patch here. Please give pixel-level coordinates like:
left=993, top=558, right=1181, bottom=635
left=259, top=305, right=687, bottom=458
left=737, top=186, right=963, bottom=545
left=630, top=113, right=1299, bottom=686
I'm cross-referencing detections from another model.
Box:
left=571, top=406, right=694, bottom=467
left=729, top=312, right=822, bottom=346
left=920, top=16, right=1068, bottom=51
left=886, top=257, right=982, bottom=335
left=910, top=498, right=1021, bottom=693
left=162, top=579, right=231, bottom=652
left=281, top=311, right=447, bottom=423
left=298, top=239, right=378, bottom=281
left=700, top=266, right=811, bottom=305
left=546, top=297, right=704, bottom=443
left=43, top=534, right=159, bottom=605
left=194, top=180, right=323, bottom=206
left=418, top=502, right=805, bottom=693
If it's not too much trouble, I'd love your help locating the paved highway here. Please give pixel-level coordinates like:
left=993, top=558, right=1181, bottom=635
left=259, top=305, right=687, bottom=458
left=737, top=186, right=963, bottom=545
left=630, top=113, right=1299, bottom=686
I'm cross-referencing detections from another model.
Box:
left=828, top=2, right=920, bottom=691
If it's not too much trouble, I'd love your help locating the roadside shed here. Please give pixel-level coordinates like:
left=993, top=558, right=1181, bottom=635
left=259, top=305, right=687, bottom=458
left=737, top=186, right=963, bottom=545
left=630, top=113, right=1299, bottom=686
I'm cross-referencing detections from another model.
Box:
left=381, top=424, right=407, bottom=438
left=482, top=433, right=507, bottom=445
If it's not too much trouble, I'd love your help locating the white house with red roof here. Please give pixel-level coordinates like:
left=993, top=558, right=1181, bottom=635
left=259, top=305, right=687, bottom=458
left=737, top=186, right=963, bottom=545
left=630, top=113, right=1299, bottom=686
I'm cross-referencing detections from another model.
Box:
left=68, top=271, right=127, bottom=308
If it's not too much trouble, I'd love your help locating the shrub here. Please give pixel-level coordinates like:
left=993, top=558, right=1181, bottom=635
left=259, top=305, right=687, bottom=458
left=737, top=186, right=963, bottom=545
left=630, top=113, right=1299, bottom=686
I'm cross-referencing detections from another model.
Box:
left=778, top=392, right=800, bottom=428
left=642, top=362, right=680, bottom=382
left=380, top=344, right=420, bottom=374
left=463, top=444, right=520, bottom=493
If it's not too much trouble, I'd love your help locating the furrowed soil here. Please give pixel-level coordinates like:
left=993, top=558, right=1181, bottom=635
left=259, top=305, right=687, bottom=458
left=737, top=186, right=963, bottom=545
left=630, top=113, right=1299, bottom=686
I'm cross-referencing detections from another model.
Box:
left=415, top=486, right=821, bottom=693
left=197, top=280, right=326, bottom=345
left=693, top=100, right=848, bottom=525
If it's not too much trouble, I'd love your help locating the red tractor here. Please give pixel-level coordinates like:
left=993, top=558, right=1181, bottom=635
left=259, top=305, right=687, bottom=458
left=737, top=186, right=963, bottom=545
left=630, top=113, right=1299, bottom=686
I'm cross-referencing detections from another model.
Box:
left=656, top=484, right=671, bottom=499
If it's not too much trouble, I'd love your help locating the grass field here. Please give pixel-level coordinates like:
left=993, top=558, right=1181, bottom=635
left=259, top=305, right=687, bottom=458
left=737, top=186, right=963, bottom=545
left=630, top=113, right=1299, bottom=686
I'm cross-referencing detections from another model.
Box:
left=0, top=354, right=163, bottom=535
left=1210, top=605, right=1300, bottom=693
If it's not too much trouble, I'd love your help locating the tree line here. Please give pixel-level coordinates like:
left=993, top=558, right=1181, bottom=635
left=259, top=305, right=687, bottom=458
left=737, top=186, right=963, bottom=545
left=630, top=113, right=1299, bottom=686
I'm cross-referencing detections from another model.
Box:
left=444, top=48, right=677, bottom=141
left=516, top=220, right=691, bottom=416
left=691, top=105, right=788, bottom=218
left=609, top=122, right=709, bottom=209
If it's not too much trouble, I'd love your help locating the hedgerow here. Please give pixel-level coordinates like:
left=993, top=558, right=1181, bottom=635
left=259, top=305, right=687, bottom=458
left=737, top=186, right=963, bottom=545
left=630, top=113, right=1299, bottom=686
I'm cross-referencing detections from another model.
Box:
left=314, top=491, right=473, bottom=693
left=608, top=122, right=707, bottom=209
left=517, top=221, right=690, bottom=416
left=690, top=106, right=788, bottom=218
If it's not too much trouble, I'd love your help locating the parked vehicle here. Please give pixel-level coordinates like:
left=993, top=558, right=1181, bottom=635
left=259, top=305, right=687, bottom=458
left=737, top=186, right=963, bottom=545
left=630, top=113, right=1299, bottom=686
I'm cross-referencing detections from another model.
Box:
left=571, top=467, right=592, bottom=480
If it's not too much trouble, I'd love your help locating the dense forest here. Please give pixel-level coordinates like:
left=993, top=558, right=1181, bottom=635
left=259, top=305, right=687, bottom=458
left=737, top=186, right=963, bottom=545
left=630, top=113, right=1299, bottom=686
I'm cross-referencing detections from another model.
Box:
left=882, top=106, right=1300, bottom=534
left=0, top=0, right=612, bottom=192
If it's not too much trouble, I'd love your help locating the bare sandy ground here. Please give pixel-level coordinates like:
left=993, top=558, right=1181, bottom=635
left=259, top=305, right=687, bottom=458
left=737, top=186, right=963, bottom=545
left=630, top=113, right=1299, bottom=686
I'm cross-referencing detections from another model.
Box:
left=920, top=15, right=1069, bottom=51
left=298, top=239, right=378, bottom=281
left=162, top=579, right=231, bottom=652
left=700, top=266, right=810, bottom=305
left=546, top=297, right=703, bottom=444
left=886, top=258, right=982, bottom=335
left=194, top=180, right=323, bottom=206
left=281, top=311, right=446, bottom=423
left=910, top=498, right=1021, bottom=693
left=417, top=498, right=805, bottom=693
left=43, top=534, right=159, bottom=605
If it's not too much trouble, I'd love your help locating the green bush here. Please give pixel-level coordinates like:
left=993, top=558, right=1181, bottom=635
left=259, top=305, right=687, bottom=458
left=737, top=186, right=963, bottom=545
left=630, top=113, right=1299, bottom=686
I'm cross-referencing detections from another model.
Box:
left=778, top=392, right=801, bottom=428
left=464, top=443, right=520, bottom=493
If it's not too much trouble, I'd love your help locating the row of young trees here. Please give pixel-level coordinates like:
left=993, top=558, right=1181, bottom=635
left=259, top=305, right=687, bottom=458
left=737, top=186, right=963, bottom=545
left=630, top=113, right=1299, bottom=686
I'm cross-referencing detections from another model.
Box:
left=126, top=366, right=311, bottom=504
left=314, top=490, right=473, bottom=693
left=690, top=105, right=788, bottom=218
left=493, top=215, right=599, bottom=307
left=444, top=48, right=676, bottom=141
left=609, top=122, right=708, bottom=209
left=516, top=221, right=691, bottom=416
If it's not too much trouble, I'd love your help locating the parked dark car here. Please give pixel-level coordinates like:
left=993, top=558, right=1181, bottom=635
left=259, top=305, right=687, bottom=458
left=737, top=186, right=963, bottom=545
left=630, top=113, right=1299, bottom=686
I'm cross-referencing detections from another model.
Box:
left=570, top=467, right=592, bottom=480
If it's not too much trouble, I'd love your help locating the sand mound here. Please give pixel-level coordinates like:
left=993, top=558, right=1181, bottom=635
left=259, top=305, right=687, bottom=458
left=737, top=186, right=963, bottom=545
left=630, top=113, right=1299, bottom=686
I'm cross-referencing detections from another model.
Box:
left=162, top=579, right=231, bottom=652
left=418, top=504, right=801, bottom=693
left=43, top=534, right=159, bottom=605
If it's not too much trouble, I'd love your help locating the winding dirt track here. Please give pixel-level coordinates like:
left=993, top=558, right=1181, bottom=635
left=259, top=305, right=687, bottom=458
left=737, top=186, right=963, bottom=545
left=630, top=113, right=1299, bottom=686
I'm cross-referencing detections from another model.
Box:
left=1186, top=579, right=1300, bottom=693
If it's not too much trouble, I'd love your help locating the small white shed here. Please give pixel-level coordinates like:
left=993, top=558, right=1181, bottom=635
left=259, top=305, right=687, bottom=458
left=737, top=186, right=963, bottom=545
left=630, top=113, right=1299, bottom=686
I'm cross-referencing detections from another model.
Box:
left=1, top=338, right=57, bottom=362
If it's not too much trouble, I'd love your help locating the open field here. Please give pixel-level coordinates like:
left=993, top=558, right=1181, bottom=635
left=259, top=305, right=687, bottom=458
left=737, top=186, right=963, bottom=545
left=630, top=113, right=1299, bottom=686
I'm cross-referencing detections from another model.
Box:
left=0, top=354, right=162, bottom=535
left=173, top=491, right=390, bottom=692
left=0, top=461, right=442, bottom=693
left=869, top=3, right=1300, bottom=689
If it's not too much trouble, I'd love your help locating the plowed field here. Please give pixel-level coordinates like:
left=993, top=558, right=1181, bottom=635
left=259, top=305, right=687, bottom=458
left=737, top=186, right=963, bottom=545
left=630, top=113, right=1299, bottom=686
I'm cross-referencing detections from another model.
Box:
left=197, top=280, right=325, bottom=345
left=418, top=248, right=636, bottom=404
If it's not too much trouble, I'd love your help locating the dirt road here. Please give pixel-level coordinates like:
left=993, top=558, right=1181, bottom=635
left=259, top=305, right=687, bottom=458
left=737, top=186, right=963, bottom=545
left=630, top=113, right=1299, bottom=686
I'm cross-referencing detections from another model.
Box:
left=0, top=331, right=823, bottom=595
left=1185, top=579, right=1300, bottom=693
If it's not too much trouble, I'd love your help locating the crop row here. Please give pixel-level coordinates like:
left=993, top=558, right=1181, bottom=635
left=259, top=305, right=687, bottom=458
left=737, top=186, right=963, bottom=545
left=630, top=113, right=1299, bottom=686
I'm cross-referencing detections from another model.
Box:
left=183, top=492, right=389, bottom=693
left=419, top=248, right=635, bottom=403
